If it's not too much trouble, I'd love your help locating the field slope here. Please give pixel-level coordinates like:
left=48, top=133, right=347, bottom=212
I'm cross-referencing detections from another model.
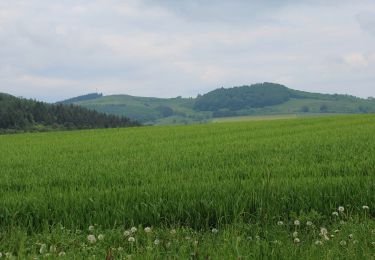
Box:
left=0, top=115, right=375, bottom=258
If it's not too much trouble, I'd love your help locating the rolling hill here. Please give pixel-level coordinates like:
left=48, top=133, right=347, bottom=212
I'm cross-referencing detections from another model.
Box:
left=60, top=83, right=375, bottom=125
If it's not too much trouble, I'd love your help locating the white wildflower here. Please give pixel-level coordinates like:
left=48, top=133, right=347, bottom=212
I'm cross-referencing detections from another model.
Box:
left=154, top=239, right=160, bottom=245
left=338, top=206, right=344, bottom=213
left=130, top=227, right=137, bottom=233
left=363, top=205, right=369, bottom=210
left=98, top=234, right=104, bottom=241
left=117, top=247, right=123, bottom=251
left=124, top=230, right=131, bottom=236
left=293, top=231, right=298, bottom=238
left=58, top=251, right=66, bottom=257
left=39, top=244, right=47, bottom=254
left=332, top=211, right=339, bottom=216
left=49, top=245, right=57, bottom=253
left=315, top=240, right=323, bottom=246
left=340, top=240, right=347, bottom=246
left=371, top=242, right=375, bottom=246
left=334, top=229, right=340, bottom=233
left=306, top=221, right=313, bottom=226
left=88, top=225, right=95, bottom=232
left=294, top=238, right=300, bottom=243
left=330, top=234, right=335, bottom=238
left=277, top=221, right=284, bottom=226
left=87, top=235, right=96, bottom=244
left=348, top=234, right=353, bottom=239
left=212, top=228, right=218, bottom=234
left=128, top=236, right=135, bottom=243
left=320, top=228, right=328, bottom=235
left=144, top=227, right=152, bottom=233
left=294, top=220, right=300, bottom=226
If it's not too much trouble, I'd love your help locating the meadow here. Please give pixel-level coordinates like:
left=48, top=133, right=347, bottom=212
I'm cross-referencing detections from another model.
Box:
left=0, top=115, right=375, bottom=259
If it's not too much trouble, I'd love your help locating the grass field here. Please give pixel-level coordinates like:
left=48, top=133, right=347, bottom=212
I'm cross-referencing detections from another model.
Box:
left=1, top=115, right=375, bottom=258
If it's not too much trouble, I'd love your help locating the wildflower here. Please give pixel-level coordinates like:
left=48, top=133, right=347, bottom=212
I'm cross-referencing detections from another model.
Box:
left=294, top=238, right=300, bottom=243
left=58, top=251, right=66, bottom=257
left=87, top=235, right=96, bottom=244
left=363, top=205, right=369, bottom=210
left=320, top=228, right=328, bottom=235
left=340, top=240, right=347, bottom=246
left=371, top=242, right=375, bottom=246
left=39, top=244, right=47, bottom=254
left=154, top=239, right=160, bottom=245
left=131, top=227, right=137, bottom=233
left=338, top=206, right=344, bottom=213
left=212, top=228, right=218, bottom=234
left=294, top=220, right=300, bottom=226
left=348, top=234, right=353, bottom=239
left=332, top=211, right=339, bottom=216
left=315, top=240, right=323, bottom=246
left=306, top=221, right=313, bottom=226
left=117, top=247, right=123, bottom=251
left=88, top=225, right=95, bottom=232
left=293, top=231, right=298, bottom=238
left=334, top=229, right=340, bottom=233
left=330, top=234, right=335, bottom=238
left=98, top=234, right=104, bottom=241
left=277, top=221, right=284, bottom=226
left=170, top=229, right=177, bottom=235
left=50, top=245, right=57, bottom=253
left=128, top=237, right=135, bottom=243
left=124, top=230, right=131, bottom=236
left=144, top=227, right=152, bottom=233
left=75, top=229, right=82, bottom=234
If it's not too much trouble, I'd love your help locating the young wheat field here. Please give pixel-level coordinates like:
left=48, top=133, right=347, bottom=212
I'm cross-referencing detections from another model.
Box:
left=0, top=115, right=375, bottom=259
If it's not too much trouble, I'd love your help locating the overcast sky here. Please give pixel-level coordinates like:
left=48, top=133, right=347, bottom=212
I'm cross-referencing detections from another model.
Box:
left=0, top=0, right=375, bottom=102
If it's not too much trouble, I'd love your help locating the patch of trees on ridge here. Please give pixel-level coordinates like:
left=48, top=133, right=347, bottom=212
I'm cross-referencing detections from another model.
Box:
left=0, top=93, right=139, bottom=133
left=194, top=83, right=291, bottom=112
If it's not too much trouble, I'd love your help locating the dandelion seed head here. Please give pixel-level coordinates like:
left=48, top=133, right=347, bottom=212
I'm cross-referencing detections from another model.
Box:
left=170, top=229, right=177, bottom=235
left=49, top=245, right=57, bottom=253
left=154, top=239, right=160, bottom=245
left=124, top=230, right=131, bottom=236
left=294, top=220, right=300, bottom=226
left=348, top=234, right=353, bottom=239
left=144, top=227, right=152, bottom=233
left=362, top=205, right=369, bottom=210
left=340, top=240, right=347, bottom=246
left=212, top=228, right=218, bottom=234
left=338, top=206, right=344, bottom=212
left=294, top=238, right=300, bottom=243
left=306, top=221, right=313, bottom=226
left=332, top=211, right=339, bottom=216
left=87, top=235, right=96, bottom=244
left=117, top=247, right=123, bottom=251
left=320, top=228, right=328, bottom=235
left=128, top=236, right=135, bottom=243
left=98, top=234, right=104, bottom=241
left=277, top=221, right=284, bottom=226
left=58, top=251, right=66, bottom=257
left=315, top=240, right=323, bottom=246
left=88, top=225, right=95, bottom=232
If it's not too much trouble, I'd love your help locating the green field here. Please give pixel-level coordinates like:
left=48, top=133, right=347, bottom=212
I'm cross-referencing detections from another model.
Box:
left=1, top=115, right=375, bottom=258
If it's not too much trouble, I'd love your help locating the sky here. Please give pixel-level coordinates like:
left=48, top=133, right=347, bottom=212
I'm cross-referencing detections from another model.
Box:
left=0, top=0, right=375, bottom=102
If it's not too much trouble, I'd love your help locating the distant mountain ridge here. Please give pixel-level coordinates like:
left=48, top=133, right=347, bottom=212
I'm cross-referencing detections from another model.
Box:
left=59, top=83, right=375, bottom=125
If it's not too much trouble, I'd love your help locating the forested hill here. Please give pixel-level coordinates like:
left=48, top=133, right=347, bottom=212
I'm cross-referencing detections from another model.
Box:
left=0, top=93, right=139, bottom=133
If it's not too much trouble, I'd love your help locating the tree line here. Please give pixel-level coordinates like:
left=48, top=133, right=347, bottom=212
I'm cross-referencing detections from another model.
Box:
left=0, top=93, right=139, bottom=133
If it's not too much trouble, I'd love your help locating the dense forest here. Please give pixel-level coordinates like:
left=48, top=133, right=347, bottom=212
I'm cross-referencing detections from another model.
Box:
left=59, top=93, right=103, bottom=104
left=0, top=93, right=138, bottom=133
left=194, top=83, right=291, bottom=111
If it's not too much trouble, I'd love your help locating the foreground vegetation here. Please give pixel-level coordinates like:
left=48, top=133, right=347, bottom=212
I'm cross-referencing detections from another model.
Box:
left=0, top=115, right=374, bottom=258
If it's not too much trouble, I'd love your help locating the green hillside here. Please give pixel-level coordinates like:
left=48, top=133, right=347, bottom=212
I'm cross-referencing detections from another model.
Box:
left=62, top=83, right=375, bottom=124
